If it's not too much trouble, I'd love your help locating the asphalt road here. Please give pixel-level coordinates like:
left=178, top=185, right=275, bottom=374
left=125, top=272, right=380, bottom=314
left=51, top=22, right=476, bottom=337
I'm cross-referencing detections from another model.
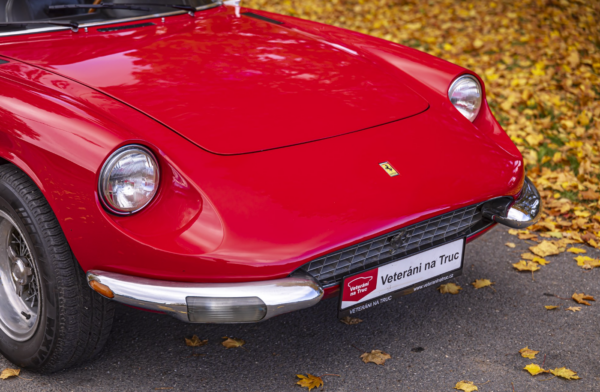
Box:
left=1, top=225, right=599, bottom=391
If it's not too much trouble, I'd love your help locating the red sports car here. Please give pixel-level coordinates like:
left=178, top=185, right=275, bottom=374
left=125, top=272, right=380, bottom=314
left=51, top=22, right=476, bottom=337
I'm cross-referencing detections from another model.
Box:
left=0, top=0, right=540, bottom=373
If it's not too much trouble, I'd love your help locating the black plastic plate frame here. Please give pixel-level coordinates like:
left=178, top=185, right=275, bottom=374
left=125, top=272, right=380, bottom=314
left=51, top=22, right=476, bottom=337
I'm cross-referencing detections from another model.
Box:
left=337, top=238, right=466, bottom=319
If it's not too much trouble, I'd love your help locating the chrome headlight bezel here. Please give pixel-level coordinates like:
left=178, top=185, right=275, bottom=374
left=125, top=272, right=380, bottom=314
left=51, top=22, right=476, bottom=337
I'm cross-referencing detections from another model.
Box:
left=98, top=144, right=160, bottom=215
left=448, top=74, right=482, bottom=122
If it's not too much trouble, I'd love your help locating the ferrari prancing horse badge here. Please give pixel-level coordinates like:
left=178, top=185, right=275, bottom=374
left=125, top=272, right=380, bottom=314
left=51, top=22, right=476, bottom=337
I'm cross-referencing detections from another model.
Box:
left=379, top=162, right=399, bottom=177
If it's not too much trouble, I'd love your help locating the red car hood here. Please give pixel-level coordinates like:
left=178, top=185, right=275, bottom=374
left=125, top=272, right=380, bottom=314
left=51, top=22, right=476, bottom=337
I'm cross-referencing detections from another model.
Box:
left=0, top=7, right=428, bottom=155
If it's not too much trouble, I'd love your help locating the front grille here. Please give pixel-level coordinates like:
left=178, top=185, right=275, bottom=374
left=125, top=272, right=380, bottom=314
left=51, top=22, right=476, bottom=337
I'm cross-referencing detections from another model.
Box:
left=299, top=203, right=493, bottom=287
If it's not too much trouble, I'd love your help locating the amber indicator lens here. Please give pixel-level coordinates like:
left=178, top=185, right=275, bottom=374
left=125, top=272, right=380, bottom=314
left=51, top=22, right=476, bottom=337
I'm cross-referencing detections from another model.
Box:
left=89, top=280, right=115, bottom=299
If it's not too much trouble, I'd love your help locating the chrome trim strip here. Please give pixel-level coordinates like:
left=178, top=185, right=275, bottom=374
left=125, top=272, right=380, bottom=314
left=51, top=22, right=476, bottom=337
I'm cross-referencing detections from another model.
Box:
left=0, top=2, right=222, bottom=37
left=87, top=269, right=323, bottom=323
left=483, top=176, right=542, bottom=229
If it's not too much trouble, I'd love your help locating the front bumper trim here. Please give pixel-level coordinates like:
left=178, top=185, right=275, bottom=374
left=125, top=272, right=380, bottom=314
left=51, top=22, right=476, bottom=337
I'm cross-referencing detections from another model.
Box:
left=86, top=270, right=324, bottom=323
left=482, top=176, right=541, bottom=229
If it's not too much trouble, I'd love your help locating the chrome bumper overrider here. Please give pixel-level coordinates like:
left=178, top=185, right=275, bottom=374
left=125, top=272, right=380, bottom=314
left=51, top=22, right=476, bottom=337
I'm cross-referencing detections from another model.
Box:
left=482, top=176, right=542, bottom=229
left=86, top=270, right=324, bottom=323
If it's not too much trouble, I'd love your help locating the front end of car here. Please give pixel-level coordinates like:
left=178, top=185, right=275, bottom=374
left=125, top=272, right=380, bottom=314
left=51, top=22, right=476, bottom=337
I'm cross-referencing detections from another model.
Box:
left=83, top=66, right=540, bottom=323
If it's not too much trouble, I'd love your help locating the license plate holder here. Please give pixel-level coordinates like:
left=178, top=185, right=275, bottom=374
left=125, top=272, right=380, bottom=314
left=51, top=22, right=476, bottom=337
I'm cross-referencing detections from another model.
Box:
left=338, top=238, right=465, bottom=318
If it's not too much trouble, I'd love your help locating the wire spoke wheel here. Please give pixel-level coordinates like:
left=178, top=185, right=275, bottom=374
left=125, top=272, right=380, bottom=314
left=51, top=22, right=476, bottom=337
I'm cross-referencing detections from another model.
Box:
left=0, top=210, right=41, bottom=341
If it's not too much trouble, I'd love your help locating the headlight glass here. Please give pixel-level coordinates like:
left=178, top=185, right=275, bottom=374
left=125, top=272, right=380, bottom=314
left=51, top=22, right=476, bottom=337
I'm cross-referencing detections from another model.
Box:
left=99, top=145, right=159, bottom=214
left=448, top=75, right=482, bottom=122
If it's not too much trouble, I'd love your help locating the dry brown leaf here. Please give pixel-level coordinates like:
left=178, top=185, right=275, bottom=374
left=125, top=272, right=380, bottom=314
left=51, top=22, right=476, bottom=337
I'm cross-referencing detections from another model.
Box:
left=453, top=380, right=478, bottom=392
left=519, top=347, right=539, bottom=359
left=566, top=307, right=581, bottom=312
left=0, top=369, right=20, bottom=380
left=545, top=305, right=559, bottom=310
left=221, top=336, right=245, bottom=349
left=580, top=190, right=599, bottom=201
left=505, top=242, right=516, bottom=248
left=437, top=283, right=462, bottom=294
left=184, top=335, right=208, bottom=347
left=572, top=293, right=595, bottom=306
left=529, top=241, right=560, bottom=257
left=340, top=316, right=363, bottom=325
left=512, top=260, right=540, bottom=272
left=524, top=363, right=548, bottom=376
left=360, top=350, right=391, bottom=365
left=550, top=367, right=580, bottom=380
left=471, top=279, right=493, bottom=289
left=296, top=374, right=323, bottom=391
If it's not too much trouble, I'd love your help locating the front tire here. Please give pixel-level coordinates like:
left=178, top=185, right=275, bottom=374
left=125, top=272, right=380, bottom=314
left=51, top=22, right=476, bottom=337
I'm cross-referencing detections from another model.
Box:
left=0, top=164, right=115, bottom=373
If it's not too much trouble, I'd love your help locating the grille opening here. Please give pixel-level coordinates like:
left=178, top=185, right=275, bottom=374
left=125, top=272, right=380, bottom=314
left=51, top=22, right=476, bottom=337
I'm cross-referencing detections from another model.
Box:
left=298, top=203, right=494, bottom=287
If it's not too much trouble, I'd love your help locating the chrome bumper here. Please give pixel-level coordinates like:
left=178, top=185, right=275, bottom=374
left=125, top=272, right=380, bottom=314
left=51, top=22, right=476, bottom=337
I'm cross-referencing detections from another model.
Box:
left=482, top=176, right=542, bottom=229
left=86, top=270, right=323, bottom=323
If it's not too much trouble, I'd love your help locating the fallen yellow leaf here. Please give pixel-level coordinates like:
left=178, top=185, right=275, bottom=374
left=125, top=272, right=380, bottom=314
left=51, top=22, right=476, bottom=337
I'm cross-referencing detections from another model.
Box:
left=521, top=252, right=537, bottom=260
left=360, top=350, right=391, bottom=365
left=296, top=374, right=323, bottom=391
left=184, top=335, right=208, bottom=347
left=572, top=293, right=595, bottom=306
left=524, top=363, right=548, bottom=376
left=519, top=347, right=539, bottom=359
left=340, top=316, right=363, bottom=325
left=437, top=283, right=462, bottom=294
left=529, top=241, right=560, bottom=257
left=567, top=247, right=586, bottom=254
left=550, top=367, right=580, bottom=380
left=545, top=305, right=559, bottom=310
left=508, top=229, right=519, bottom=235
left=573, top=255, right=600, bottom=269
left=531, top=256, right=549, bottom=265
left=505, top=242, right=516, bottom=248
left=512, top=260, right=540, bottom=272
left=566, top=307, right=581, bottom=312
left=454, top=380, right=478, bottom=392
left=0, top=369, right=19, bottom=380
left=471, top=279, right=493, bottom=289
left=519, top=233, right=539, bottom=240
left=222, top=336, right=245, bottom=349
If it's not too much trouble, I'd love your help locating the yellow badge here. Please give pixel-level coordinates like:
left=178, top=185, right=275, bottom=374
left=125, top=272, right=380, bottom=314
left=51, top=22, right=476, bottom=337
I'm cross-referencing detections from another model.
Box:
left=379, top=162, right=399, bottom=177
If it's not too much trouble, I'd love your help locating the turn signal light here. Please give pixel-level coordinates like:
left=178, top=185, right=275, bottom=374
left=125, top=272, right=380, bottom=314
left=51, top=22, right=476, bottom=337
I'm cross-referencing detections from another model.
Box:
left=89, top=280, right=115, bottom=299
left=187, top=296, right=266, bottom=323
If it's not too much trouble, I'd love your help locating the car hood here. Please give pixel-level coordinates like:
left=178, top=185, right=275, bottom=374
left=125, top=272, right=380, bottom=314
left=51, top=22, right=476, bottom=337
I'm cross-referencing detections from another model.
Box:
left=0, top=6, right=428, bottom=155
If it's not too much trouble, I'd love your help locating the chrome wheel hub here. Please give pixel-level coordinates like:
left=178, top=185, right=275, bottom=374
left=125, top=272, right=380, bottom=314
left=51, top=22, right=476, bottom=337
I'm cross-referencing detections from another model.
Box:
left=0, top=211, right=41, bottom=341
left=12, top=258, right=33, bottom=295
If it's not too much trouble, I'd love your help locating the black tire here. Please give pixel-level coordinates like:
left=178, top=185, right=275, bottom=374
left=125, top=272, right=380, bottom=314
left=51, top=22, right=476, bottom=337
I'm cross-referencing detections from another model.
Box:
left=0, top=164, right=115, bottom=373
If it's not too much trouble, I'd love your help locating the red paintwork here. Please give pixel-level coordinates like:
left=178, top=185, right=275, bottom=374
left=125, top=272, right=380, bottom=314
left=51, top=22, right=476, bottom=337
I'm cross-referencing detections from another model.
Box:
left=0, top=6, right=430, bottom=155
left=0, top=5, right=523, bottom=287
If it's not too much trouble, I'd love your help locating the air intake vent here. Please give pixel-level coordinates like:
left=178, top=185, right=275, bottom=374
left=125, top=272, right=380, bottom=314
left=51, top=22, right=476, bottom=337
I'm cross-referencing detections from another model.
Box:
left=298, top=202, right=494, bottom=287
left=242, top=12, right=283, bottom=25
left=98, top=22, right=155, bottom=32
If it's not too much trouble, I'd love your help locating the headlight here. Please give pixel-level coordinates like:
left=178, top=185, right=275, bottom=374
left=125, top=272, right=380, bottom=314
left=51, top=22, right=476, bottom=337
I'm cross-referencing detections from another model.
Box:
left=99, top=145, right=159, bottom=214
left=448, top=75, right=482, bottom=122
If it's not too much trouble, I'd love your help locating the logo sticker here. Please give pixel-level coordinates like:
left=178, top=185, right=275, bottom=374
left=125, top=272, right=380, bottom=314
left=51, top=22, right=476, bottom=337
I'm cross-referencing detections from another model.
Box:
left=379, top=162, right=399, bottom=177
left=342, top=269, right=378, bottom=302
